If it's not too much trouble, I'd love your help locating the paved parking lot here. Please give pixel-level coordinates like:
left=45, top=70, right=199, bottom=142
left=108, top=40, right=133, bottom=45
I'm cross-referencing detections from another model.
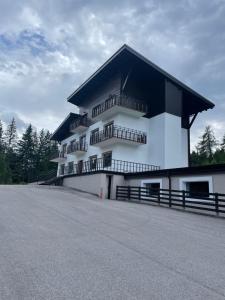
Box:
left=0, top=185, right=225, bottom=300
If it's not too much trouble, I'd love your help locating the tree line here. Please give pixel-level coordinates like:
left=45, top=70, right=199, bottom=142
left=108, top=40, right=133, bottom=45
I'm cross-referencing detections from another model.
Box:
left=0, top=118, right=58, bottom=184
left=191, top=125, right=225, bottom=166
left=0, top=118, right=224, bottom=184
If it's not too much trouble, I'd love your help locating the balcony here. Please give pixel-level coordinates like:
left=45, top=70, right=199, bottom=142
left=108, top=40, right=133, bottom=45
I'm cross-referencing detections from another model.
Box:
left=92, top=94, right=148, bottom=120
left=60, top=158, right=160, bottom=176
left=90, top=125, right=147, bottom=147
left=70, top=114, right=90, bottom=134
left=50, top=151, right=66, bottom=163
left=67, top=142, right=87, bottom=155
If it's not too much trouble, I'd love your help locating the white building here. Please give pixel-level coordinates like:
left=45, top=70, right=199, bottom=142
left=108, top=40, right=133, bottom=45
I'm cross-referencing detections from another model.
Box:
left=50, top=45, right=219, bottom=199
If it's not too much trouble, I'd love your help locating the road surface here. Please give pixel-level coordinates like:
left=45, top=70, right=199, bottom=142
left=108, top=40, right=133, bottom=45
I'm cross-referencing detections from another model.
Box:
left=0, top=185, right=225, bottom=300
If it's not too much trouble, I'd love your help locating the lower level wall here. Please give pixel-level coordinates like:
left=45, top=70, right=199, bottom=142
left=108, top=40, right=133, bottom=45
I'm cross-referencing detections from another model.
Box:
left=63, top=174, right=107, bottom=198
left=63, top=173, right=125, bottom=199
left=62, top=171, right=225, bottom=200
left=125, top=173, right=225, bottom=194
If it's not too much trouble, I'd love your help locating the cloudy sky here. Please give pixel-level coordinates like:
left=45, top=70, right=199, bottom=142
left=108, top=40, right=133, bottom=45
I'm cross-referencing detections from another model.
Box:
left=0, top=0, right=224, bottom=148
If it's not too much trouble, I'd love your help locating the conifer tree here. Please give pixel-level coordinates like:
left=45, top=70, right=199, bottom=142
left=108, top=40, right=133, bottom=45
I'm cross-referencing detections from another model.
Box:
left=0, top=119, right=4, bottom=152
left=4, top=118, right=17, bottom=151
left=17, top=124, right=36, bottom=182
left=196, top=126, right=218, bottom=160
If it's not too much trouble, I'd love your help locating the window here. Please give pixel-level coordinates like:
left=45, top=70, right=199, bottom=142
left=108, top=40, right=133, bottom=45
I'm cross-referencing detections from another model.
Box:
left=179, top=176, right=212, bottom=198
left=102, top=151, right=112, bottom=168
left=60, top=164, right=65, bottom=175
left=89, top=155, right=97, bottom=170
left=141, top=179, right=162, bottom=197
left=68, top=162, right=74, bottom=174
left=90, top=128, right=99, bottom=144
left=104, top=121, right=114, bottom=138
left=187, top=181, right=209, bottom=198
left=145, top=182, right=160, bottom=196
left=62, top=144, right=67, bottom=157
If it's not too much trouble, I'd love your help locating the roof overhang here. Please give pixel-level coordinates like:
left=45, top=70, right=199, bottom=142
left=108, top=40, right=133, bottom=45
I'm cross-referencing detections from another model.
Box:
left=50, top=113, right=80, bottom=142
left=67, top=44, right=214, bottom=116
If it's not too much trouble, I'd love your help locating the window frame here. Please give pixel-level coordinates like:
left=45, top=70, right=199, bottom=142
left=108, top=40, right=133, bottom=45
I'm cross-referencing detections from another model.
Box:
left=102, top=151, right=112, bottom=168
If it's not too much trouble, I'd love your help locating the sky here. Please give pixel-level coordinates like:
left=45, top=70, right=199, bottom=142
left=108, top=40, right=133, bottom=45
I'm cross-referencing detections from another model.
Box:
left=0, top=0, right=224, bottom=148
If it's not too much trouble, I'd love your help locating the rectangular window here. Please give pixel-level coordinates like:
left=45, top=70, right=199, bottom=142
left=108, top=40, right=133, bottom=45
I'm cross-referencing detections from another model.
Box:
left=68, top=162, right=74, bottom=174
left=186, top=181, right=209, bottom=198
left=60, top=164, right=65, bottom=175
left=104, top=121, right=114, bottom=138
left=90, top=128, right=99, bottom=144
left=145, top=182, right=160, bottom=196
left=89, top=155, right=97, bottom=170
left=102, top=151, right=112, bottom=168
left=62, top=144, right=67, bottom=157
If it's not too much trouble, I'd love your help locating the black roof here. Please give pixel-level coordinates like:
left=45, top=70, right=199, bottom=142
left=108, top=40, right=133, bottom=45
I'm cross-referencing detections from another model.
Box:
left=125, top=164, right=225, bottom=179
left=51, top=113, right=80, bottom=142
left=67, top=44, right=214, bottom=115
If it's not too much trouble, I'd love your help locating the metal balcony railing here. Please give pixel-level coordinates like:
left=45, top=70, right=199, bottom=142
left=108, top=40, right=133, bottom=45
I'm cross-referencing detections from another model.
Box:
left=90, top=125, right=147, bottom=145
left=50, top=151, right=66, bottom=161
left=92, top=94, right=148, bottom=118
left=70, top=114, right=90, bottom=132
left=60, top=158, right=160, bottom=176
left=67, top=142, right=88, bottom=154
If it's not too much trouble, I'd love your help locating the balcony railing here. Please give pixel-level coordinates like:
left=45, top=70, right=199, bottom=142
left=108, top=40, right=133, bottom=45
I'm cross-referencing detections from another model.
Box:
left=92, top=94, right=148, bottom=119
left=90, top=125, right=147, bottom=146
left=67, top=142, right=87, bottom=154
left=61, top=158, right=160, bottom=176
left=50, top=151, right=66, bottom=161
left=70, top=114, right=90, bottom=133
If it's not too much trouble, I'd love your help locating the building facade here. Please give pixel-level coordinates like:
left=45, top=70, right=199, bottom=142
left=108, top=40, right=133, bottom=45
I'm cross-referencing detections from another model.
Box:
left=50, top=45, right=219, bottom=198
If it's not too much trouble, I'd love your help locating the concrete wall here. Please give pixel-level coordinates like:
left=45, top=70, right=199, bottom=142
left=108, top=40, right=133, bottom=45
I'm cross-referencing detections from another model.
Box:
left=125, top=173, right=225, bottom=194
left=63, top=174, right=108, bottom=198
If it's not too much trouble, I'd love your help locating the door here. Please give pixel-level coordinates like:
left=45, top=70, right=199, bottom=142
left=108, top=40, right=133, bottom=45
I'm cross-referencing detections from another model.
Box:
left=107, top=175, right=112, bottom=199
left=77, top=160, right=83, bottom=174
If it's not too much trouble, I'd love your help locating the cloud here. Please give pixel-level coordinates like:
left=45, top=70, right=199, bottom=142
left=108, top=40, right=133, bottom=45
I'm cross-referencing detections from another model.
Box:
left=0, top=0, right=224, bottom=146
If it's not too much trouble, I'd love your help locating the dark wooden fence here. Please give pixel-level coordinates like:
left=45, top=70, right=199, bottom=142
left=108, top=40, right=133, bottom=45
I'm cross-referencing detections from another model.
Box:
left=116, top=186, right=225, bottom=216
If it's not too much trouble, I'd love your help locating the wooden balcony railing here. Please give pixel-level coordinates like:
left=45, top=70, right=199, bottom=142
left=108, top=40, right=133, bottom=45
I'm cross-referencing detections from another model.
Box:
left=92, top=94, right=148, bottom=118
left=90, top=125, right=147, bottom=145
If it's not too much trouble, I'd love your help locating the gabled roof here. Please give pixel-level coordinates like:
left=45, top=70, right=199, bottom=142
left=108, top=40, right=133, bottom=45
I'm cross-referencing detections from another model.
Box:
left=67, top=44, right=214, bottom=114
left=51, top=113, right=80, bottom=142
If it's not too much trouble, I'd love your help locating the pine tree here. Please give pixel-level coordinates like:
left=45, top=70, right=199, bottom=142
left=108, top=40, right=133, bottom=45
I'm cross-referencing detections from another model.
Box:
left=4, top=118, right=17, bottom=151
left=0, top=119, right=4, bottom=152
left=196, top=125, right=218, bottom=161
left=221, top=134, right=225, bottom=151
left=17, top=124, right=36, bottom=182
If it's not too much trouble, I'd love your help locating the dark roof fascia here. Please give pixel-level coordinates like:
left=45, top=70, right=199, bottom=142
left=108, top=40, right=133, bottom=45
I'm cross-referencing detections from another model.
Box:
left=125, top=164, right=225, bottom=179
left=62, top=170, right=125, bottom=178
left=67, top=44, right=214, bottom=109
left=50, top=112, right=80, bottom=142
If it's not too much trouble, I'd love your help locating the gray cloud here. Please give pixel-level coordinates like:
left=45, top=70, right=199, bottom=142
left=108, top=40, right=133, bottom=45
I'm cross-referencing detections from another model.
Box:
left=0, top=0, right=224, bottom=146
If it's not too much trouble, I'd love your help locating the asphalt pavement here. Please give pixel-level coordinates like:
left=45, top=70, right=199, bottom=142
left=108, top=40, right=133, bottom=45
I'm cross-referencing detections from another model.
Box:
left=0, top=185, right=225, bottom=300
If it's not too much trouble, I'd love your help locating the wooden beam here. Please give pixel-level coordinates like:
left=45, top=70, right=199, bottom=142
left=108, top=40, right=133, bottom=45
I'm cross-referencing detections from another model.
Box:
left=121, top=68, right=132, bottom=92
left=188, top=113, right=198, bottom=129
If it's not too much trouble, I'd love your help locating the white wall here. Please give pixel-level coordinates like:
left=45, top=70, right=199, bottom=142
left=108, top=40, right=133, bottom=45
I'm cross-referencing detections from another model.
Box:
left=57, top=112, right=188, bottom=172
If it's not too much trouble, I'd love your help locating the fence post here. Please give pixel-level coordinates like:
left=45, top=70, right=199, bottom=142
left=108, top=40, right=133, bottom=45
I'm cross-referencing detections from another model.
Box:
left=169, top=189, right=172, bottom=207
left=128, top=185, right=131, bottom=201
left=158, top=190, right=160, bottom=205
left=182, top=190, right=186, bottom=209
left=215, top=193, right=219, bottom=215
left=138, top=186, right=141, bottom=201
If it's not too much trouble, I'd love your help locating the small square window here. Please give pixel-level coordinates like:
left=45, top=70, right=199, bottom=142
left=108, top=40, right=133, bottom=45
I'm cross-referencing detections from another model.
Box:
left=145, top=182, right=160, bottom=196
